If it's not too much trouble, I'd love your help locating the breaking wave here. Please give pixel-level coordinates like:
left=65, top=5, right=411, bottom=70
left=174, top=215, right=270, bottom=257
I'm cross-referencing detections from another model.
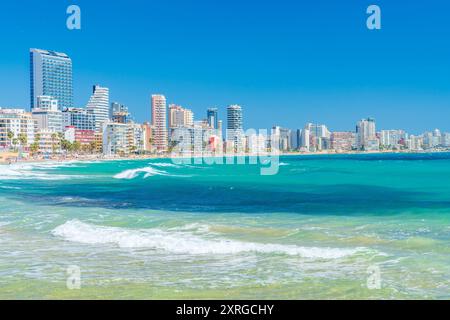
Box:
left=113, top=165, right=191, bottom=179
left=0, top=163, right=83, bottom=181
left=148, top=162, right=181, bottom=168
left=113, top=166, right=170, bottom=179
left=52, top=220, right=366, bottom=259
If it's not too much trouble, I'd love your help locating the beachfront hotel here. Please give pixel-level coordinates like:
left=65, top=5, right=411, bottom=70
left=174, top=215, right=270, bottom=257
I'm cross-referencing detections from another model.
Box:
left=30, top=49, right=73, bottom=110
left=151, top=94, right=168, bottom=152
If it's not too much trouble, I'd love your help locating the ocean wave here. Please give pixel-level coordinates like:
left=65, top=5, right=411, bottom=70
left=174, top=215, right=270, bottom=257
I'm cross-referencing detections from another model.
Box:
left=148, top=162, right=181, bottom=168
left=167, top=223, right=212, bottom=234
left=0, top=165, right=82, bottom=181
left=113, top=166, right=169, bottom=179
left=52, top=220, right=365, bottom=259
left=113, top=166, right=192, bottom=179
left=0, top=185, right=21, bottom=190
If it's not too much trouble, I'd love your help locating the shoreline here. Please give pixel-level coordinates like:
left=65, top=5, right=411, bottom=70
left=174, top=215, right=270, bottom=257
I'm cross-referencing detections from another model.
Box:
left=1, top=149, right=450, bottom=166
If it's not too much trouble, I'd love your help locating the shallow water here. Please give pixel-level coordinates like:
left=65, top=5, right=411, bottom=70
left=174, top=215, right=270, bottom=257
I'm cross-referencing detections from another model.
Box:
left=0, top=154, right=449, bottom=299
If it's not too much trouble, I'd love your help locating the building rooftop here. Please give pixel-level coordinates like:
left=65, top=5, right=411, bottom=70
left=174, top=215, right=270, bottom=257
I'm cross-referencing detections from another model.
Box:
left=30, top=48, right=71, bottom=59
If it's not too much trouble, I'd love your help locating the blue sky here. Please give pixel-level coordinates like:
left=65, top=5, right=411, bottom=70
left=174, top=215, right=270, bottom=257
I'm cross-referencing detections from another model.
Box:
left=0, top=0, right=449, bottom=133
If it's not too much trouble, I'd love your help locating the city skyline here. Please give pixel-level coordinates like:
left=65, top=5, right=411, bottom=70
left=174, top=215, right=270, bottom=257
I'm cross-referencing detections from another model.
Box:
left=3, top=46, right=450, bottom=137
left=2, top=44, right=450, bottom=157
left=0, top=1, right=450, bottom=133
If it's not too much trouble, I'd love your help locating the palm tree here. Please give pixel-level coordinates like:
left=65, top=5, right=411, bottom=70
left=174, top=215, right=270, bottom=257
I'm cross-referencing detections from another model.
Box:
left=60, top=139, right=73, bottom=153
left=89, top=141, right=97, bottom=154
left=30, top=133, right=41, bottom=155
left=73, top=141, right=81, bottom=153
left=18, top=133, right=27, bottom=148
left=51, top=133, right=60, bottom=154
left=30, top=142, right=39, bottom=154
left=7, top=130, right=14, bottom=150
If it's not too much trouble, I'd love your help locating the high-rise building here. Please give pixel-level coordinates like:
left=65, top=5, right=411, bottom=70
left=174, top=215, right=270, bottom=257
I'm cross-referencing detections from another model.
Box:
left=111, top=102, right=130, bottom=124
left=63, top=108, right=96, bottom=131
left=246, top=132, right=267, bottom=155
left=111, top=102, right=128, bottom=114
left=380, top=130, right=407, bottom=149
left=443, top=133, right=450, bottom=147
left=407, top=135, right=424, bottom=151
left=102, top=122, right=129, bottom=156
left=291, top=129, right=302, bottom=150
left=86, top=85, right=110, bottom=131
left=356, top=118, right=378, bottom=150
left=227, top=105, right=243, bottom=131
left=32, top=95, right=62, bottom=133
left=331, top=132, right=355, bottom=151
left=127, top=123, right=146, bottom=153
left=102, top=122, right=146, bottom=156
left=185, top=109, right=194, bottom=127
left=207, top=108, right=219, bottom=129
left=142, top=122, right=154, bottom=152
left=32, top=109, right=63, bottom=133
left=30, top=49, right=73, bottom=110
left=218, top=120, right=223, bottom=138
left=303, top=123, right=330, bottom=151
left=305, top=123, right=331, bottom=139
left=301, top=128, right=310, bottom=151
left=151, top=94, right=168, bottom=152
left=226, top=105, right=244, bottom=152
left=272, top=126, right=292, bottom=152
left=168, top=104, right=194, bottom=128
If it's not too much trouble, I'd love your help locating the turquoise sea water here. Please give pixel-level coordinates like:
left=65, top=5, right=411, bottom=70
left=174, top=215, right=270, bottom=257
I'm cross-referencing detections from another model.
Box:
left=0, top=153, right=449, bottom=299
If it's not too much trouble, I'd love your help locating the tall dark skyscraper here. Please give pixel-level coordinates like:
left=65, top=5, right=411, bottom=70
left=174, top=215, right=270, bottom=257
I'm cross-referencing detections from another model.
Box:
left=207, top=108, right=218, bottom=129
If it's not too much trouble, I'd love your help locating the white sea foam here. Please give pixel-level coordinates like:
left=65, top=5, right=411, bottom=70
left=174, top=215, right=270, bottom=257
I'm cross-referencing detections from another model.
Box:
left=113, top=166, right=169, bottom=179
left=168, top=223, right=212, bottom=234
left=113, top=166, right=192, bottom=179
left=52, top=220, right=365, bottom=259
left=0, top=161, right=88, bottom=181
left=0, top=166, right=80, bottom=181
left=0, top=185, right=21, bottom=190
left=148, top=162, right=181, bottom=168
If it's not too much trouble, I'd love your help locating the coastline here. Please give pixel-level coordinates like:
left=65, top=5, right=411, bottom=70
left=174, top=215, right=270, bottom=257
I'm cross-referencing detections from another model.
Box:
left=1, top=149, right=449, bottom=166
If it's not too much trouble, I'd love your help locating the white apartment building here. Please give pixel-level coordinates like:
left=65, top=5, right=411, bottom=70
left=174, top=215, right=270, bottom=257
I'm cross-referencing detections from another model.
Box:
left=356, top=118, right=378, bottom=150
left=151, top=94, right=168, bottom=152
left=102, top=122, right=146, bottom=156
left=102, top=122, right=129, bottom=156
left=380, top=130, right=407, bottom=148
left=86, top=85, right=110, bottom=131
left=0, top=108, right=35, bottom=148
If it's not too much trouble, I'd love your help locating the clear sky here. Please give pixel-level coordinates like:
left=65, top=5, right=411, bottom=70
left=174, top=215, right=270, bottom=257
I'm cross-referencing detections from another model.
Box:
left=0, top=0, right=449, bottom=133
